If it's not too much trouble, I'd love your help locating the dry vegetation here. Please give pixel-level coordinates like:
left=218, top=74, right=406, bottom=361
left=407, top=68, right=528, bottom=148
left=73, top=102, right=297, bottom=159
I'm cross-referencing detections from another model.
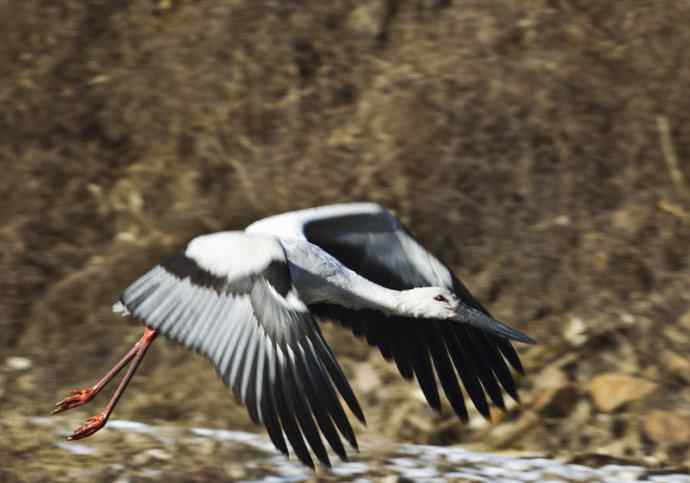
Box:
left=1, top=0, right=690, bottom=478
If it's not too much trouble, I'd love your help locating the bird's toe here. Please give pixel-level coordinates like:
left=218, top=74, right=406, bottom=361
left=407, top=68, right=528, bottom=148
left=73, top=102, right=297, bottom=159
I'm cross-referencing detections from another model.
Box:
left=52, top=388, right=95, bottom=415
left=67, top=414, right=106, bottom=440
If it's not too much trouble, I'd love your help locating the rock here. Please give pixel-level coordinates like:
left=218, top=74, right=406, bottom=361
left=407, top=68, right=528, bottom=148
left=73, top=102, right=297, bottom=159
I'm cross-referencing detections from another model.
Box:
left=488, top=412, right=539, bottom=448
left=642, top=410, right=690, bottom=446
left=588, top=372, right=657, bottom=413
left=535, top=366, right=569, bottom=389
left=5, top=356, right=32, bottom=371
left=533, top=385, right=579, bottom=418
left=406, top=412, right=435, bottom=433
left=531, top=366, right=578, bottom=417
left=663, top=325, right=689, bottom=345
left=348, top=2, right=385, bottom=38
left=354, top=363, right=382, bottom=395
left=132, top=448, right=172, bottom=466
left=679, top=309, right=690, bottom=331
left=661, top=350, right=690, bottom=383
left=611, top=204, right=649, bottom=235
left=144, top=448, right=172, bottom=461
left=564, top=317, right=587, bottom=346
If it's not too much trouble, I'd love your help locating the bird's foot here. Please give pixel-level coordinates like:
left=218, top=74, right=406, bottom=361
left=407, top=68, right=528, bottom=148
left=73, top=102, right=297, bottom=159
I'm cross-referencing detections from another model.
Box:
left=67, top=414, right=106, bottom=440
left=52, top=388, right=96, bottom=414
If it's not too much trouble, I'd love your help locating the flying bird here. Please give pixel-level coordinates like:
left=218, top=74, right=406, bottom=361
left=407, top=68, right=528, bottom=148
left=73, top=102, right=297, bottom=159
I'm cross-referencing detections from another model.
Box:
left=53, top=202, right=535, bottom=468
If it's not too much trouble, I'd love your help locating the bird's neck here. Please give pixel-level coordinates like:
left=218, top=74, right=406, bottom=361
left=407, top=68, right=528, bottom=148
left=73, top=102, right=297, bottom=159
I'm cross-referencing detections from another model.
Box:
left=392, top=290, right=433, bottom=318
left=286, top=240, right=416, bottom=317
left=323, top=270, right=419, bottom=317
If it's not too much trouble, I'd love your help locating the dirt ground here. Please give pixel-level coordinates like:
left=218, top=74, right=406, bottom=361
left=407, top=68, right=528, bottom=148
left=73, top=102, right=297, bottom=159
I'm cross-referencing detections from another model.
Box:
left=1, top=0, right=689, bottom=478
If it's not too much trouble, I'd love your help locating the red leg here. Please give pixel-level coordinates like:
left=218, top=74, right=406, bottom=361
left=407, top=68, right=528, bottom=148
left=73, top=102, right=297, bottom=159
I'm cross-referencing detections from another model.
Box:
left=55, top=327, right=157, bottom=440
left=53, top=342, right=140, bottom=414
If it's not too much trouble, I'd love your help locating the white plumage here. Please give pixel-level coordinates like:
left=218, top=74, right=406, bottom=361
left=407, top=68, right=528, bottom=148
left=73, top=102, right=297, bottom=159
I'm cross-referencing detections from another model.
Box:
left=185, top=231, right=285, bottom=279
left=56, top=202, right=535, bottom=469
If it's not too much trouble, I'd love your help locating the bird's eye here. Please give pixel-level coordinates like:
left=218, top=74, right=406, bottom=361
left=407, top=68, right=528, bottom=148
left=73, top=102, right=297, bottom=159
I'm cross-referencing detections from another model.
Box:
left=434, top=295, right=448, bottom=303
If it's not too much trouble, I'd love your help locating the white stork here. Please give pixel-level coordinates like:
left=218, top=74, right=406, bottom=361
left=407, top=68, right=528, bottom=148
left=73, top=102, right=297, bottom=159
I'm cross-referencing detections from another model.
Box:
left=53, top=202, right=535, bottom=468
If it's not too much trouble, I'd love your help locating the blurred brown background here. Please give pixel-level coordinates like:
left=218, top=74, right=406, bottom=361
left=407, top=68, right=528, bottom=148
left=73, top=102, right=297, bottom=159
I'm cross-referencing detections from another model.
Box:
left=1, top=0, right=689, bottom=479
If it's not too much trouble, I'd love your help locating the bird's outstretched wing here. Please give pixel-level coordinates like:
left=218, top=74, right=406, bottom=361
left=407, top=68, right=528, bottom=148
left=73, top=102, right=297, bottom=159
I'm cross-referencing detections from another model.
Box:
left=115, top=232, right=364, bottom=468
left=248, top=203, right=531, bottom=422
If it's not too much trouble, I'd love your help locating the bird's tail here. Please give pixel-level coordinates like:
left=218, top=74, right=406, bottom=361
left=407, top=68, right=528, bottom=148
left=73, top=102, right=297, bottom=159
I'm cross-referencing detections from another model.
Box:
left=112, top=299, right=131, bottom=317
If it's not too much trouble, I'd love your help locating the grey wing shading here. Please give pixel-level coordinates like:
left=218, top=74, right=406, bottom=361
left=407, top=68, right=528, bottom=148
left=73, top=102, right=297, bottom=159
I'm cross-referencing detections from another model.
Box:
left=300, top=204, right=527, bottom=422
left=116, top=235, right=364, bottom=468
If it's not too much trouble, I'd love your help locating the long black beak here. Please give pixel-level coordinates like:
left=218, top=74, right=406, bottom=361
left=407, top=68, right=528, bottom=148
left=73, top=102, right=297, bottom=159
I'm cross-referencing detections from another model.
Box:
left=456, top=305, right=537, bottom=344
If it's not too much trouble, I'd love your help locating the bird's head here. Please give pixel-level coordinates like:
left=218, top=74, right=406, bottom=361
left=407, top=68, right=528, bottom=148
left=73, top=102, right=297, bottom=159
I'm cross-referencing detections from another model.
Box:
left=399, top=287, right=461, bottom=319
left=396, top=287, right=537, bottom=345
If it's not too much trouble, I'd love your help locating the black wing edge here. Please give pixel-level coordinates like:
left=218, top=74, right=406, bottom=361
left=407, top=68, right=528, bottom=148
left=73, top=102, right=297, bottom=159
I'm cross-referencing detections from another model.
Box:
left=118, top=258, right=365, bottom=469
left=242, top=316, right=365, bottom=469
left=310, top=298, right=529, bottom=423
